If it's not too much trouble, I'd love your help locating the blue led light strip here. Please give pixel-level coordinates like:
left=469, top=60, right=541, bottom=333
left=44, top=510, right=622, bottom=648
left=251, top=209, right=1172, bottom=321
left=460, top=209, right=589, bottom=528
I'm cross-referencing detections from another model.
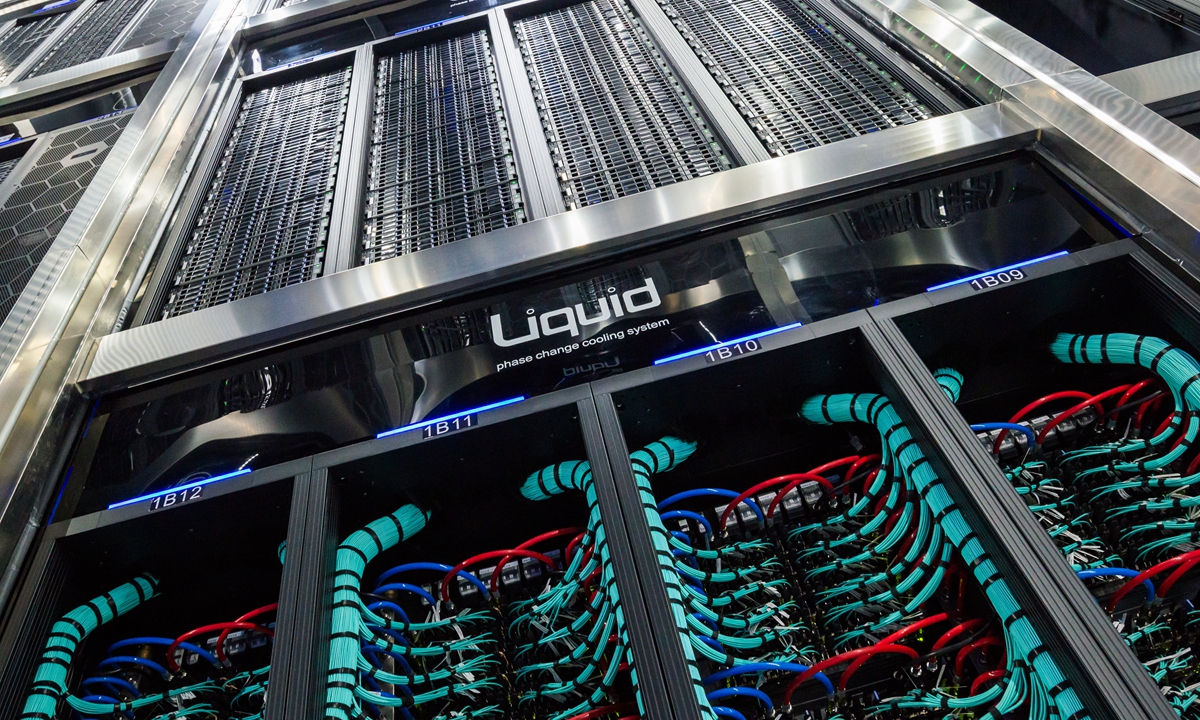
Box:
left=108, top=468, right=253, bottom=510
left=376, top=396, right=526, bottom=439
left=395, top=16, right=465, bottom=36
left=925, top=251, right=1069, bottom=293
left=653, top=322, right=805, bottom=366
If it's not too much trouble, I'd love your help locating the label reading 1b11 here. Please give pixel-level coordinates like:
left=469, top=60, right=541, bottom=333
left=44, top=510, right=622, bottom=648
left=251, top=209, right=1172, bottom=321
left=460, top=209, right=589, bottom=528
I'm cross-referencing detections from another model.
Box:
left=705, top=339, right=762, bottom=364
left=968, top=268, right=1025, bottom=291
left=423, top=414, right=477, bottom=439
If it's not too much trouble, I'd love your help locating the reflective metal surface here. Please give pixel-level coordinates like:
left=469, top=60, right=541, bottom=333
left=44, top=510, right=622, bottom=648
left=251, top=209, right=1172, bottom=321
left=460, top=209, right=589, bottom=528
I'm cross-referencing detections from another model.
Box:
left=0, top=38, right=176, bottom=123
left=1101, top=50, right=1200, bottom=118
left=85, top=101, right=1033, bottom=386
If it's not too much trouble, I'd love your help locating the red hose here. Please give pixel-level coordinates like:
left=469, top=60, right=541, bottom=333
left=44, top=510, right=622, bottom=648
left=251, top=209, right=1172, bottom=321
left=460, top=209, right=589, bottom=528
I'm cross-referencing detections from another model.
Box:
left=563, top=703, right=637, bottom=720
left=760, top=473, right=837, bottom=520
left=954, top=636, right=1004, bottom=677
left=932, top=618, right=985, bottom=652
left=993, top=391, right=1094, bottom=454
left=441, top=549, right=554, bottom=601
left=1107, top=549, right=1200, bottom=611
left=490, top=527, right=583, bottom=592
left=807, top=456, right=860, bottom=477
left=167, top=622, right=273, bottom=670
left=836, top=644, right=919, bottom=692
left=970, top=668, right=1006, bottom=696
left=214, top=603, right=278, bottom=664
left=1035, top=385, right=1131, bottom=446
left=722, top=474, right=833, bottom=529
left=1159, top=555, right=1200, bottom=598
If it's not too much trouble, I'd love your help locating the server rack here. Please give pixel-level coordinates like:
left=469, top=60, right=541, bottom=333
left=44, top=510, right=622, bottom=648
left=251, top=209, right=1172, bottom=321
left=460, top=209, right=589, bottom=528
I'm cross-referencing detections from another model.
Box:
left=874, top=242, right=1200, bottom=720
left=7, top=0, right=1200, bottom=718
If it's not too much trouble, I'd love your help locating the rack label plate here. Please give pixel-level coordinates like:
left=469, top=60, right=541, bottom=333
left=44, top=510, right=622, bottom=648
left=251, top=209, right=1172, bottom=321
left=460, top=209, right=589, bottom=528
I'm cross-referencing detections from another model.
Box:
left=968, top=268, right=1026, bottom=291
left=147, top=486, right=203, bottom=512
left=423, top=414, right=477, bottom=440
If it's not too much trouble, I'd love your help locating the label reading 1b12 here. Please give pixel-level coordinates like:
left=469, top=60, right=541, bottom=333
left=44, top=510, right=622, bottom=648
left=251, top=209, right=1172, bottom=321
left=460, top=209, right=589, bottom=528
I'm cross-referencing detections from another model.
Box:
left=705, top=339, right=762, bottom=364
left=148, top=486, right=202, bottom=512
left=969, top=268, right=1025, bottom=291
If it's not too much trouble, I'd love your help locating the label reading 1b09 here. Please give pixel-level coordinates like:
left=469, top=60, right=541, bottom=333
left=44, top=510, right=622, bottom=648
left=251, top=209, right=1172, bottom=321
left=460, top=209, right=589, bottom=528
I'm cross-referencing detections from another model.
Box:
left=969, top=268, right=1025, bottom=291
left=422, top=414, right=477, bottom=439
left=705, top=339, right=762, bottom=364
left=148, top=486, right=202, bottom=512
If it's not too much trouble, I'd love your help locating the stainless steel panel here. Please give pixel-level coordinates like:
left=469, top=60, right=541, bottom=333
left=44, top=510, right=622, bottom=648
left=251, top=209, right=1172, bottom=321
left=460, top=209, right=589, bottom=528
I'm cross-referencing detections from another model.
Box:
left=1101, top=51, right=1200, bottom=117
left=113, top=0, right=207, bottom=52
left=83, top=101, right=1035, bottom=387
left=0, top=38, right=176, bottom=123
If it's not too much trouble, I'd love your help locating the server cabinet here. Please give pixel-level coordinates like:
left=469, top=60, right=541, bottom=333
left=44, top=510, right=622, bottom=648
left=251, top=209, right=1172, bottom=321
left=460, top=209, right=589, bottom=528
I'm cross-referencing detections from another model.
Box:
left=298, top=389, right=671, bottom=720
left=873, top=242, right=1200, bottom=718
left=0, top=460, right=308, bottom=720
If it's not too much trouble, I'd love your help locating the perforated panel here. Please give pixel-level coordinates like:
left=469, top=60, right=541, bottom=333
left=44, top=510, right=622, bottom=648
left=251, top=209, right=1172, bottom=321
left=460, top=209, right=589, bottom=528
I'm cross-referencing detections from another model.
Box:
left=157, top=66, right=352, bottom=320
left=515, top=0, right=730, bottom=210
left=362, top=30, right=524, bottom=264
left=21, top=0, right=149, bottom=79
left=660, top=0, right=934, bottom=155
left=0, top=158, right=19, bottom=188
left=0, top=112, right=131, bottom=323
left=0, top=14, right=69, bottom=84
left=116, top=0, right=205, bottom=52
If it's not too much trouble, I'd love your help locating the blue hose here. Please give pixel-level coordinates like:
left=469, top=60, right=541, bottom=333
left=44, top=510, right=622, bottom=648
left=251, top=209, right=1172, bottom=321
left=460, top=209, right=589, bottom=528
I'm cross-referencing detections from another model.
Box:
left=94, top=656, right=168, bottom=677
left=708, top=687, right=773, bottom=710
left=374, top=583, right=438, bottom=607
left=659, top=489, right=764, bottom=522
left=702, top=662, right=834, bottom=696
left=660, top=510, right=712, bottom=535
left=374, top=562, right=489, bottom=599
left=1077, top=567, right=1155, bottom=602
left=712, top=707, right=746, bottom=720
left=971, top=422, right=1037, bottom=449
left=107, top=637, right=219, bottom=666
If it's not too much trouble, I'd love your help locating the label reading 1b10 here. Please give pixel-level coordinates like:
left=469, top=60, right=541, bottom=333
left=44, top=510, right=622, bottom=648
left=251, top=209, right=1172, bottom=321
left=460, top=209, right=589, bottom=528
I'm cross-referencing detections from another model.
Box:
left=422, top=414, right=477, bottom=439
left=705, top=339, right=762, bottom=364
left=969, top=268, right=1025, bottom=291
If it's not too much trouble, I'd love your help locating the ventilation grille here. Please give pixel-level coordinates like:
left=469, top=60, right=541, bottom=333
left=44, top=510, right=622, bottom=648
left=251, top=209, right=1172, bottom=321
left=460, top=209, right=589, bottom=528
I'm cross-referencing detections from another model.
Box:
left=362, top=30, right=523, bottom=264
left=661, top=0, right=934, bottom=155
left=116, top=0, right=205, bottom=52
left=157, top=66, right=352, bottom=320
left=0, top=157, right=20, bottom=187
left=0, top=14, right=69, bottom=84
left=21, top=0, right=149, bottom=79
left=515, top=0, right=730, bottom=210
left=0, top=113, right=130, bottom=323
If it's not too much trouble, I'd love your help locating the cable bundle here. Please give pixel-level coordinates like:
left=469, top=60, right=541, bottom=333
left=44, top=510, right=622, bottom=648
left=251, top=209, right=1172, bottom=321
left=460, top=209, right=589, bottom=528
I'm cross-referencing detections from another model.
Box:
left=964, top=332, right=1200, bottom=716
left=639, top=373, right=1087, bottom=719
left=21, top=568, right=281, bottom=719
left=325, top=470, right=641, bottom=720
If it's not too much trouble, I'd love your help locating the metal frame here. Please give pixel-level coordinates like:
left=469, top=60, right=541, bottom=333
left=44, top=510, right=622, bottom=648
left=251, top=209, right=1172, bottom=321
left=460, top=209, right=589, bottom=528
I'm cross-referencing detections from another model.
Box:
left=1101, top=50, right=1200, bottom=122
left=86, top=101, right=1035, bottom=388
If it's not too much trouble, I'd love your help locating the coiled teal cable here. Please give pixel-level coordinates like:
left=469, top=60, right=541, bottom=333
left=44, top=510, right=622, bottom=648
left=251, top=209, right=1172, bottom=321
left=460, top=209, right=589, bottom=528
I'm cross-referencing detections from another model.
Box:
left=21, top=573, right=158, bottom=719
